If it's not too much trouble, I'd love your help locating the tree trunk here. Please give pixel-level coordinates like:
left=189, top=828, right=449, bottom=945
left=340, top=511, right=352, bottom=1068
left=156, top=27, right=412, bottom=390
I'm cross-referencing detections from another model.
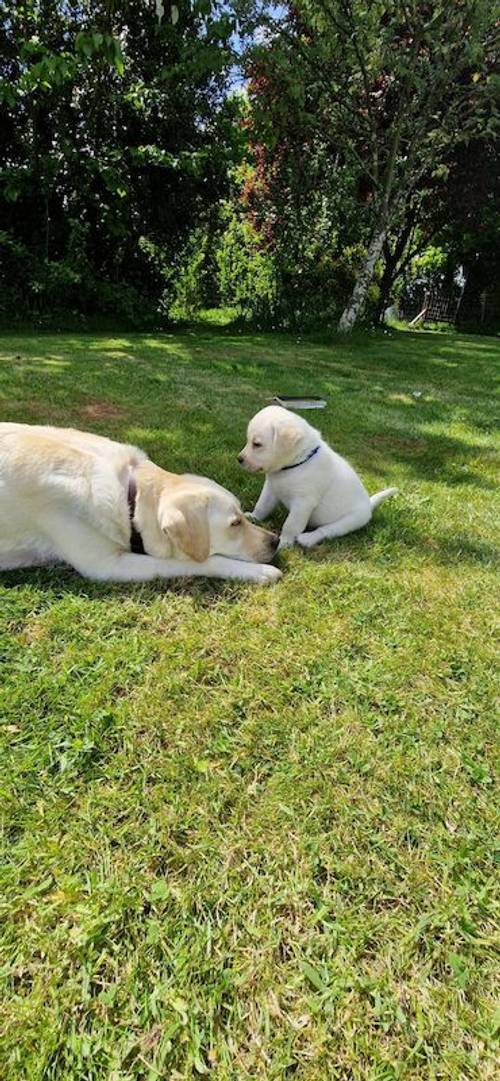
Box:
left=375, top=209, right=422, bottom=326
left=375, top=245, right=396, bottom=325
left=338, top=225, right=387, bottom=333
left=338, top=98, right=407, bottom=335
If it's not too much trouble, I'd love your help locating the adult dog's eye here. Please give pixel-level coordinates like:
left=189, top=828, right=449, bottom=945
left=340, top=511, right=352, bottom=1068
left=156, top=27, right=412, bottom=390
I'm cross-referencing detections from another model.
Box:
left=230, top=517, right=242, bottom=527
left=252, top=440, right=262, bottom=448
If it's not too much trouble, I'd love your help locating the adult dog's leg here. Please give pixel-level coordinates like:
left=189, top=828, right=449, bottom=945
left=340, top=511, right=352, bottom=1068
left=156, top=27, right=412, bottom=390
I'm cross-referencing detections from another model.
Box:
left=297, top=507, right=372, bottom=548
left=40, top=516, right=282, bottom=583
left=87, top=552, right=282, bottom=584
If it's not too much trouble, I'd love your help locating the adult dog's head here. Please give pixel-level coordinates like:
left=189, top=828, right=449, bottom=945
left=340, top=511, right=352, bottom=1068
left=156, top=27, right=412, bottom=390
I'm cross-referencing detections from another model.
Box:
left=238, top=406, right=317, bottom=473
left=136, top=473, right=279, bottom=564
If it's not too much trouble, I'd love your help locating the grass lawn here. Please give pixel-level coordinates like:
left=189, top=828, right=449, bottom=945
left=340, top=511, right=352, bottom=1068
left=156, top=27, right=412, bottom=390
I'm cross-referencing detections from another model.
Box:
left=0, top=325, right=498, bottom=1081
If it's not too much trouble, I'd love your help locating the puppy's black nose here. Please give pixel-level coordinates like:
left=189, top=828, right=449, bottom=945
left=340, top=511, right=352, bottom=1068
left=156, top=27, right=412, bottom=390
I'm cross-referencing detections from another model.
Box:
left=237, top=454, right=244, bottom=464
left=270, top=532, right=280, bottom=550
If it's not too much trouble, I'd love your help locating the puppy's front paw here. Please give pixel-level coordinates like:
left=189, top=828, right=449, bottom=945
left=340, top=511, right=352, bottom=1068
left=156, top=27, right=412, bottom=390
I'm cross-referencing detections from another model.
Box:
left=245, top=510, right=259, bottom=522
left=297, top=531, right=317, bottom=549
left=256, top=564, right=282, bottom=584
left=278, top=535, right=295, bottom=551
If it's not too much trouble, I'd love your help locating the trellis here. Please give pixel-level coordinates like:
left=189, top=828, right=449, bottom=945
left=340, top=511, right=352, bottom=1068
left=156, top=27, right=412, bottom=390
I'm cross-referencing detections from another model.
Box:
left=407, top=290, right=459, bottom=326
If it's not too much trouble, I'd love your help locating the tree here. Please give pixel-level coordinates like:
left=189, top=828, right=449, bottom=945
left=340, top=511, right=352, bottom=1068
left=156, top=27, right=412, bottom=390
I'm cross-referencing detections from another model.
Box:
left=241, top=1, right=499, bottom=332
left=0, top=1, right=238, bottom=318
left=442, top=137, right=500, bottom=326
left=374, top=132, right=500, bottom=326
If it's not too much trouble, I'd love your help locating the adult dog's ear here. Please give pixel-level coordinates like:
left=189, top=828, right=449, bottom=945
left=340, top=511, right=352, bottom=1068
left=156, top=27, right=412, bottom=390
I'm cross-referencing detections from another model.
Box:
left=159, top=492, right=210, bottom=562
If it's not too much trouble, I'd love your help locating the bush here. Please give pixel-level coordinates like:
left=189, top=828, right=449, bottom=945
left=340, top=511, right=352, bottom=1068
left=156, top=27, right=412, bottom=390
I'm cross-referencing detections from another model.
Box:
left=410, top=245, right=449, bottom=289
left=215, top=208, right=276, bottom=321
left=0, top=231, right=32, bottom=315
left=261, top=241, right=380, bottom=330
left=0, top=221, right=163, bottom=326
left=165, top=229, right=212, bottom=321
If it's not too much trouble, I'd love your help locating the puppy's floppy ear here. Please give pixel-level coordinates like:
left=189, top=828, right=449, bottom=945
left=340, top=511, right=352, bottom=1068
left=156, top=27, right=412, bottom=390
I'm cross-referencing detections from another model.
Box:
left=159, top=492, right=210, bottom=562
left=279, top=420, right=303, bottom=453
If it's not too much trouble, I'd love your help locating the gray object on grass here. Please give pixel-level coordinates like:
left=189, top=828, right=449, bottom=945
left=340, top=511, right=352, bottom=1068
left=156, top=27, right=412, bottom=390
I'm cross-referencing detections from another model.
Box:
left=269, top=395, right=327, bottom=410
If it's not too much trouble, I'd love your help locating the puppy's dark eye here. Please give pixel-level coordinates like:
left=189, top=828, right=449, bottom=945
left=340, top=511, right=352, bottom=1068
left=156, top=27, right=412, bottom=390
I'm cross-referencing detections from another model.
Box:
left=252, top=440, right=262, bottom=448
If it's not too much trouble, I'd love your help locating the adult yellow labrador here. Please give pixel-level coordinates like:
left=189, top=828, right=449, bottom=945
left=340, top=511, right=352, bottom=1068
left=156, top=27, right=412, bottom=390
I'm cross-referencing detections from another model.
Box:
left=0, top=423, right=281, bottom=583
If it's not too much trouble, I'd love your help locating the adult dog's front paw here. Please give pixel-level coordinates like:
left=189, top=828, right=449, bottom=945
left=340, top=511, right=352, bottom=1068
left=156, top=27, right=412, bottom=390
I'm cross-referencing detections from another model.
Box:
left=297, top=531, right=317, bottom=549
left=255, top=564, right=282, bottom=583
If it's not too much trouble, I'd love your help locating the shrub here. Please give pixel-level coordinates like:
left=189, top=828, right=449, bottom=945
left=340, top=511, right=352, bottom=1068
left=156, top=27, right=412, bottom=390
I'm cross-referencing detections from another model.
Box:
left=215, top=208, right=276, bottom=321
left=165, top=229, right=212, bottom=321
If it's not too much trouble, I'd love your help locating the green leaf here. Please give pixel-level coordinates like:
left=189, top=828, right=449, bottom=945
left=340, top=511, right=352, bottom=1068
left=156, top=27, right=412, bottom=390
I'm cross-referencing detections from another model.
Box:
left=171, top=4, right=179, bottom=26
left=193, top=757, right=210, bottom=773
left=75, top=32, right=93, bottom=58
left=300, top=960, right=329, bottom=992
left=150, top=879, right=169, bottom=901
left=0, top=80, right=16, bottom=107
left=146, top=919, right=161, bottom=944
left=111, top=39, right=125, bottom=76
left=448, top=952, right=469, bottom=988
left=490, top=1006, right=500, bottom=1038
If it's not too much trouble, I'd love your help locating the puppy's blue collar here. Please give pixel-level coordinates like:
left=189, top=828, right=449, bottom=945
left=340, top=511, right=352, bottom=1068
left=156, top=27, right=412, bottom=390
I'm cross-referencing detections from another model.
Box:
left=280, top=445, right=321, bottom=471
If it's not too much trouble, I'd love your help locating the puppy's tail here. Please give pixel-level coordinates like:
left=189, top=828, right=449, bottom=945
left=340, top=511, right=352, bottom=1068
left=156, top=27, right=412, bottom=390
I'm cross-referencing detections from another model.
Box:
left=370, top=486, right=398, bottom=511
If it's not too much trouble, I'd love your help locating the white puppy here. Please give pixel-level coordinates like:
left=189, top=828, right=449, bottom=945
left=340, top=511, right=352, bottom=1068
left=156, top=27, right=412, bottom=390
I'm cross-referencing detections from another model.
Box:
left=0, top=423, right=281, bottom=583
left=238, top=406, right=397, bottom=549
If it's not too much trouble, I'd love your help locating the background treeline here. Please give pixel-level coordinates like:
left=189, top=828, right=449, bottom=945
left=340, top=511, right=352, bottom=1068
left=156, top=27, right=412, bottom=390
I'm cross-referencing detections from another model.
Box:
left=1, top=1, right=499, bottom=330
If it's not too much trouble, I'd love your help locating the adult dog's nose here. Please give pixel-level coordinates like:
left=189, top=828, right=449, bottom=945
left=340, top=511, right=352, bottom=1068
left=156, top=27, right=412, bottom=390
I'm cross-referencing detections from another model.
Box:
left=237, top=453, right=244, bottom=464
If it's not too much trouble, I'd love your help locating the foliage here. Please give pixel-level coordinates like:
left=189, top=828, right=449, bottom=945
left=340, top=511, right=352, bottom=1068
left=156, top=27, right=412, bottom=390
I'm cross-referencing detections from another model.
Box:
left=373, top=130, right=500, bottom=325
left=166, top=226, right=214, bottom=319
left=0, top=0, right=238, bottom=319
left=215, top=191, right=276, bottom=320
left=438, top=138, right=500, bottom=326
left=0, top=3, right=499, bottom=327
left=163, top=161, right=277, bottom=325
left=1, top=326, right=499, bottom=1078
left=411, top=246, right=450, bottom=288
left=240, top=0, right=499, bottom=330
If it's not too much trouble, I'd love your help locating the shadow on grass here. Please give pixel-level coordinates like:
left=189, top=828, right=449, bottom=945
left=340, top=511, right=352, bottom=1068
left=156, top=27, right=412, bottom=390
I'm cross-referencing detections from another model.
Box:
left=302, top=507, right=498, bottom=570
left=359, top=427, right=497, bottom=490
left=0, top=565, right=278, bottom=610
